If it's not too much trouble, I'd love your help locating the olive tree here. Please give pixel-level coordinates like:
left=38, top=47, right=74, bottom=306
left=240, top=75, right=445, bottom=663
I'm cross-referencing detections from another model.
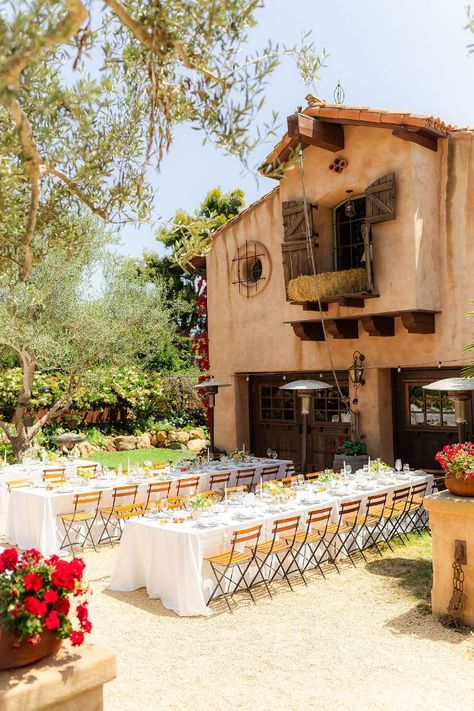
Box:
left=0, top=0, right=324, bottom=282
left=0, top=229, right=175, bottom=457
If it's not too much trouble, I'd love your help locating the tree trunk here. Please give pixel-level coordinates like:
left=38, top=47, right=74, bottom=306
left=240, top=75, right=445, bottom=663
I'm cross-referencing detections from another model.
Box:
left=9, top=427, right=37, bottom=459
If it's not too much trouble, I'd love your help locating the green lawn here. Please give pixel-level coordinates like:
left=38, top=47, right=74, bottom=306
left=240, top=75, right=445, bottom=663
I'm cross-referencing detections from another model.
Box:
left=89, top=448, right=194, bottom=469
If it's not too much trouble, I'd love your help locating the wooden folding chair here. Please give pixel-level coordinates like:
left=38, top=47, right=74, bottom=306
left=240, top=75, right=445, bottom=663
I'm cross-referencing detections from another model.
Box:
left=287, top=506, right=335, bottom=579
left=205, top=524, right=262, bottom=611
left=401, top=481, right=430, bottom=537
left=142, top=480, right=172, bottom=509
left=346, top=492, right=388, bottom=560
left=248, top=515, right=302, bottom=596
left=260, top=465, right=280, bottom=483
left=235, top=468, right=256, bottom=490
left=99, top=485, right=140, bottom=545
left=43, top=468, right=66, bottom=485
left=224, top=485, right=248, bottom=499
left=77, top=463, right=98, bottom=477
left=6, top=478, right=30, bottom=492
left=319, top=499, right=362, bottom=572
left=209, top=471, right=231, bottom=497
left=58, top=492, right=102, bottom=553
left=281, top=475, right=300, bottom=488
left=176, top=476, right=200, bottom=497
left=374, top=487, right=411, bottom=551
left=153, top=461, right=169, bottom=470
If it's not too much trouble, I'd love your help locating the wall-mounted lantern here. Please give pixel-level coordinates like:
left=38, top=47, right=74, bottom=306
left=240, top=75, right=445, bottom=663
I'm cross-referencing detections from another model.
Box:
left=344, top=189, right=355, bottom=218
left=348, top=351, right=365, bottom=387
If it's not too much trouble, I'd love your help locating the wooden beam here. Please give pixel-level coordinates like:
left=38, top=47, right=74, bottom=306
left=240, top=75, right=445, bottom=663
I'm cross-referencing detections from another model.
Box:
left=338, top=296, right=365, bottom=308
left=302, top=302, right=329, bottom=312
left=361, top=316, right=395, bottom=337
left=291, top=322, right=325, bottom=341
left=287, top=113, right=344, bottom=152
left=325, top=319, right=359, bottom=339
left=400, top=312, right=436, bottom=334
left=392, top=126, right=438, bottom=152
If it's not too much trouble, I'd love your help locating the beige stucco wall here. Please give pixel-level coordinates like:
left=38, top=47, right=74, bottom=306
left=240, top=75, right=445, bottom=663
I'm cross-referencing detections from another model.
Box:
left=206, top=126, right=474, bottom=456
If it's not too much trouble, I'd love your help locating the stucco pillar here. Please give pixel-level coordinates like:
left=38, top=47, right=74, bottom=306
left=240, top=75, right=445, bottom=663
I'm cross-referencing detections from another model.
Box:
left=357, top=368, right=394, bottom=464
left=424, top=492, right=474, bottom=627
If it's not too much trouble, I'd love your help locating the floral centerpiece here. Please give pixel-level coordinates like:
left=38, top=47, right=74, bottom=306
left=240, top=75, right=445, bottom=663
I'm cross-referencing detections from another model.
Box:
left=230, top=449, right=245, bottom=461
left=0, top=548, right=92, bottom=669
left=435, top=442, right=474, bottom=497
left=333, top=436, right=368, bottom=471
left=318, top=469, right=340, bottom=484
left=371, top=458, right=391, bottom=473
left=261, top=480, right=294, bottom=502
left=187, top=492, right=216, bottom=518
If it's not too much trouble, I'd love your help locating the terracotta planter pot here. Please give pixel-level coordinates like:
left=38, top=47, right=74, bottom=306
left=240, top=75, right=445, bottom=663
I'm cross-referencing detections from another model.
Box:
left=444, top=473, right=474, bottom=498
left=0, top=627, right=62, bottom=670
left=333, top=454, right=369, bottom=472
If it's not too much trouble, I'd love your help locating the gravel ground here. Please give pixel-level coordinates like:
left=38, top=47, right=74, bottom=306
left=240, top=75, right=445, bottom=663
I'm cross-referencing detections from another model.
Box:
left=76, top=540, right=474, bottom=711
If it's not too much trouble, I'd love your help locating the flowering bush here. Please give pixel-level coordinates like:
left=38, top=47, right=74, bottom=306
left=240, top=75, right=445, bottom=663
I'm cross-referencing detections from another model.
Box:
left=0, top=548, right=91, bottom=648
left=336, top=436, right=367, bottom=456
left=435, top=442, right=474, bottom=480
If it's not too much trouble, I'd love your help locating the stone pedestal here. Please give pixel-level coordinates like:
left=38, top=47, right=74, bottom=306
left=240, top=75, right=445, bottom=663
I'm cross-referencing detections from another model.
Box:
left=0, top=644, right=116, bottom=711
left=424, top=491, right=474, bottom=627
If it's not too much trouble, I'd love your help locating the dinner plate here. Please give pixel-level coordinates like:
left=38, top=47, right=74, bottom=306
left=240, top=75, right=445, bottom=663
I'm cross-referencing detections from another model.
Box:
left=192, top=520, right=220, bottom=528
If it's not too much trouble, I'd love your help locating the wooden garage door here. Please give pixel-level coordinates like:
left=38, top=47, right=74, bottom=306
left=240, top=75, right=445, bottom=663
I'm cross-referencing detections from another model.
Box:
left=393, top=368, right=473, bottom=473
left=250, top=372, right=350, bottom=472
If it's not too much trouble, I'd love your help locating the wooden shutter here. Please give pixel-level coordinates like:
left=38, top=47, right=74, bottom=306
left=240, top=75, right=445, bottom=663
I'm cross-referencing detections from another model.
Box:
left=282, top=200, right=316, bottom=242
left=281, top=239, right=317, bottom=293
left=365, top=173, right=395, bottom=224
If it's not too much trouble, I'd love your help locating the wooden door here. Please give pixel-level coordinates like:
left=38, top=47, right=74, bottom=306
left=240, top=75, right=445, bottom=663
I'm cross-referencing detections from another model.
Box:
left=250, top=372, right=350, bottom=471
left=393, top=368, right=473, bottom=473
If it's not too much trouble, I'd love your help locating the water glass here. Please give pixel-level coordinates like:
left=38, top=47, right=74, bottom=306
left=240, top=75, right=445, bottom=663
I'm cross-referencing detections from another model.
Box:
left=395, top=459, right=402, bottom=473
left=266, top=448, right=272, bottom=458
left=345, top=464, right=352, bottom=476
left=403, top=463, right=410, bottom=474
left=272, top=450, right=278, bottom=460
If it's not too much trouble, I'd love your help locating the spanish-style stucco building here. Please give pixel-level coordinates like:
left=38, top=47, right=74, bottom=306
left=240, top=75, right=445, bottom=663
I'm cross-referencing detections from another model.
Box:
left=201, top=98, right=474, bottom=472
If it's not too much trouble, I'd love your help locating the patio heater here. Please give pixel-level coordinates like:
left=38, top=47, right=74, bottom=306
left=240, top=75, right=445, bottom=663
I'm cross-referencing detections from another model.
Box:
left=194, top=380, right=231, bottom=455
left=423, top=378, right=474, bottom=442
left=279, top=379, right=331, bottom=474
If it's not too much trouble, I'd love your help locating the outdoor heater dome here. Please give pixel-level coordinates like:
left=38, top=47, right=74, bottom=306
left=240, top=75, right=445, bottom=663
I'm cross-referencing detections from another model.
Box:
left=423, top=377, right=474, bottom=442
left=280, top=379, right=331, bottom=473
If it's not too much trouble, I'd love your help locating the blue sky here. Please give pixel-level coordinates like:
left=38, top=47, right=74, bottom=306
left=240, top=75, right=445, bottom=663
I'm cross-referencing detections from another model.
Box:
left=117, top=0, right=474, bottom=259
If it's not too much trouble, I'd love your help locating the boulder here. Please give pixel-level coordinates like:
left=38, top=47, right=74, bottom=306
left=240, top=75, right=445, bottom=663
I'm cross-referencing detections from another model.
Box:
left=167, top=441, right=188, bottom=450
left=137, top=432, right=152, bottom=449
left=168, top=430, right=190, bottom=445
left=188, top=427, right=206, bottom=441
left=186, top=438, right=207, bottom=453
left=104, top=436, right=116, bottom=452
left=113, top=435, right=137, bottom=451
left=154, top=430, right=169, bottom=444
left=78, top=441, right=98, bottom=458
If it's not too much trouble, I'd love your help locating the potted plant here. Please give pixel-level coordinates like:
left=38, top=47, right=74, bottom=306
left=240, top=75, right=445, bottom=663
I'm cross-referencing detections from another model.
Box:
left=435, top=442, right=474, bottom=497
left=0, top=548, right=92, bottom=670
left=333, top=436, right=369, bottom=472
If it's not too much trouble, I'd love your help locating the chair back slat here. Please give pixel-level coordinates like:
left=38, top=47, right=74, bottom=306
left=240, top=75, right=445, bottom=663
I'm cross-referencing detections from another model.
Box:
left=392, top=487, right=410, bottom=502
left=7, top=478, right=30, bottom=492
left=74, top=492, right=102, bottom=506
left=307, top=506, right=333, bottom=526
left=232, top=524, right=261, bottom=546
left=176, top=476, right=200, bottom=495
left=262, top=465, right=279, bottom=479
left=209, top=472, right=231, bottom=488
left=272, top=515, right=300, bottom=535
left=410, top=482, right=428, bottom=498
left=340, top=499, right=361, bottom=517
left=367, top=492, right=388, bottom=509
left=281, top=475, right=299, bottom=488
left=225, top=485, right=248, bottom=498
left=305, top=471, right=323, bottom=482
left=161, top=496, right=186, bottom=510
left=148, top=481, right=172, bottom=495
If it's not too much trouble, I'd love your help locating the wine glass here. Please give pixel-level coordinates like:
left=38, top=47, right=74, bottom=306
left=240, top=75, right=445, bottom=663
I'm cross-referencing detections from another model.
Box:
left=345, top=464, right=352, bottom=476
left=403, top=463, right=410, bottom=474
left=271, top=450, right=278, bottom=460
left=266, top=448, right=272, bottom=459
left=395, top=458, right=402, bottom=473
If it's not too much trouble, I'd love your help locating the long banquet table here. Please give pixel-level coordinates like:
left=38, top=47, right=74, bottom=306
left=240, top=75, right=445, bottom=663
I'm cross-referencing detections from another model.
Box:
left=0, top=459, right=98, bottom=517
left=6, top=459, right=290, bottom=556
left=109, top=470, right=433, bottom=617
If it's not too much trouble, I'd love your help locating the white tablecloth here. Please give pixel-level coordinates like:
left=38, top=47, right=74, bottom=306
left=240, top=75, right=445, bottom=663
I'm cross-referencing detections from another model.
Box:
left=109, top=471, right=433, bottom=617
left=0, top=459, right=98, bottom=517
left=6, top=459, right=290, bottom=556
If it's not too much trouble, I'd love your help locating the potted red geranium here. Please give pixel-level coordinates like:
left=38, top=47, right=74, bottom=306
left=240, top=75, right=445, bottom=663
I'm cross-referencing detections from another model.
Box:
left=435, top=442, right=474, bottom=497
left=0, top=548, right=92, bottom=670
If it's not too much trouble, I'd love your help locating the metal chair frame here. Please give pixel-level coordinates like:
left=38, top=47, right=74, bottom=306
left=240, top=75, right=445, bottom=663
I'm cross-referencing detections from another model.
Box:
left=402, top=481, right=430, bottom=536
left=209, top=472, right=231, bottom=499
left=247, top=515, right=302, bottom=596
left=206, top=524, right=262, bottom=612
left=98, top=485, right=139, bottom=545
left=372, top=487, right=411, bottom=552
left=58, top=491, right=102, bottom=553
left=348, top=492, right=388, bottom=561
left=326, top=499, right=362, bottom=570
left=144, top=480, right=172, bottom=509
left=291, top=506, right=335, bottom=579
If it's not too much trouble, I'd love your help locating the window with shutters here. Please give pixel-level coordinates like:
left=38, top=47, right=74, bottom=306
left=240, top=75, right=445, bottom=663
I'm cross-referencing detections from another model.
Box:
left=259, top=385, right=296, bottom=423
left=333, top=196, right=366, bottom=271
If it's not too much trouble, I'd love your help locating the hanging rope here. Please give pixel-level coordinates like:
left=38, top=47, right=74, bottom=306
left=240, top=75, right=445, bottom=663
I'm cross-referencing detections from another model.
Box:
left=298, top=150, right=349, bottom=409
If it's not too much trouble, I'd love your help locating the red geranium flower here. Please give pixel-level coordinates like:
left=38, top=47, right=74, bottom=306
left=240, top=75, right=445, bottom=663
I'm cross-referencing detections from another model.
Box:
left=24, top=573, right=43, bottom=592
left=28, top=635, right=41, bottom=647
left=10, top=602, right=22, bottom=618
left=43, top=590, right=59, bottom=604
left=55, top=597, right=70, bottom=615
left=69, top=630, right=84, bottom=647
left=23, top=596, right=47, bottom=618
left=0, top=548, right=18, bottom=571
left=44, top=610, right=60, bottom=631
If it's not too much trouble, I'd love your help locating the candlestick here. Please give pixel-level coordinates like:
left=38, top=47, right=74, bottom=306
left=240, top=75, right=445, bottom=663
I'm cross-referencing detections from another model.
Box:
left=260, top=475, right=263, bottom=496
left=343, top=460, right=346, bottom=475
left=242, top=443, right=245, bottom=454
left=368, top=456, right=371, bottom=475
